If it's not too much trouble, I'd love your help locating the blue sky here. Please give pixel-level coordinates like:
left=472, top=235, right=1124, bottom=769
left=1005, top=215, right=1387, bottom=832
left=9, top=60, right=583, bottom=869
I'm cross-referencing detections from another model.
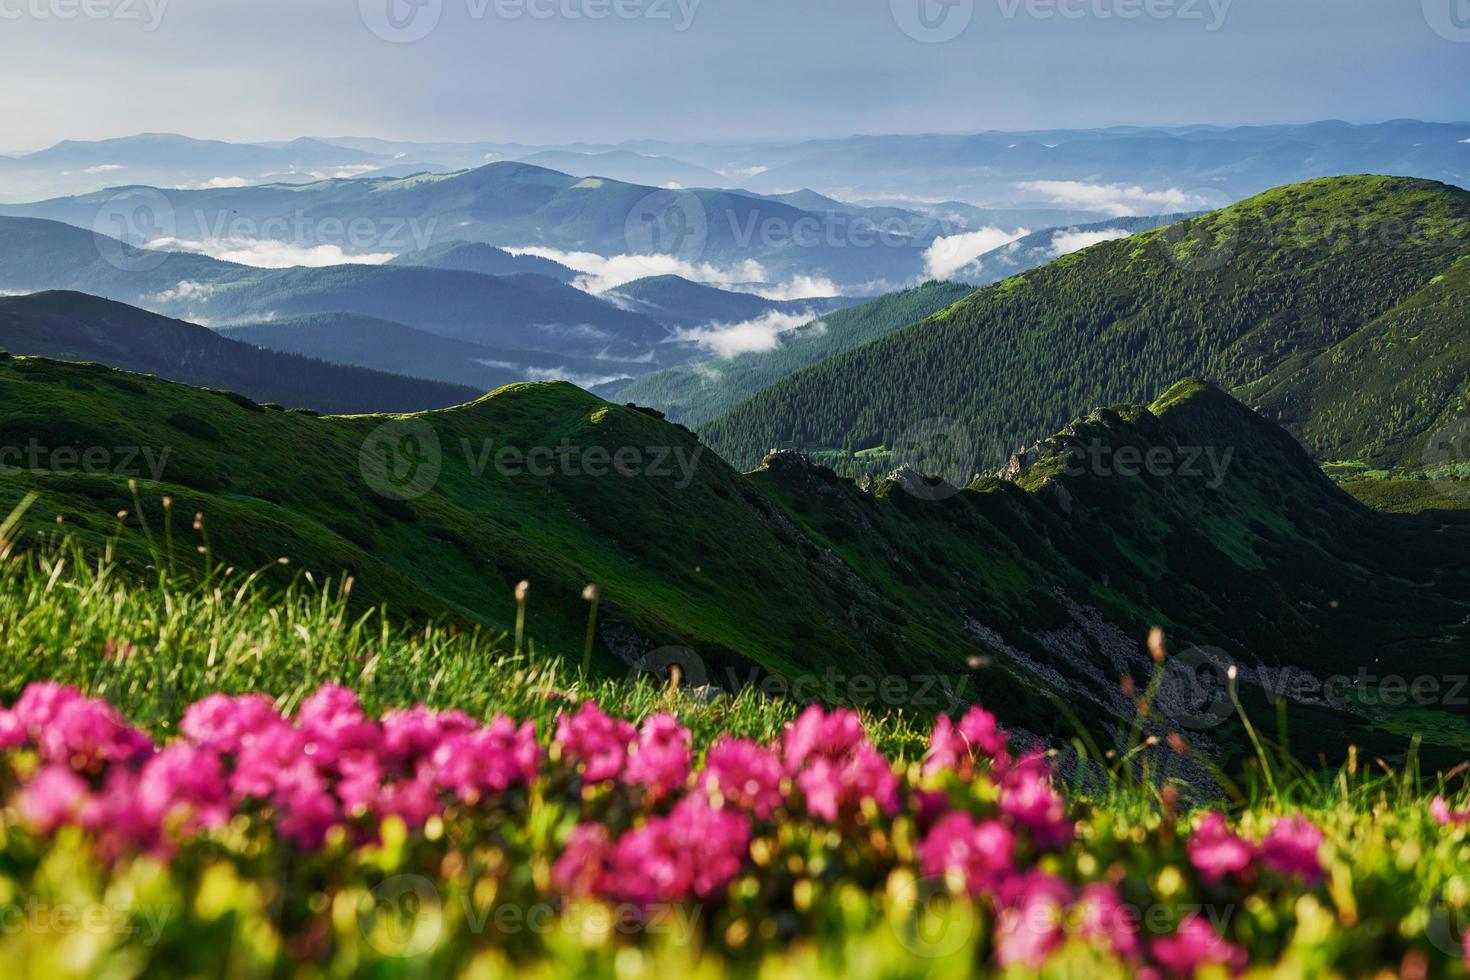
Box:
left=1, top=0, right=1466, bottom=151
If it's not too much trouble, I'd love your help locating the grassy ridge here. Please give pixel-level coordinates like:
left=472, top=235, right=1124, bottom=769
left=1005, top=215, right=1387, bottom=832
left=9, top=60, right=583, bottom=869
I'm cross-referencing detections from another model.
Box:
left=1, top=354, right=1467, bottom=767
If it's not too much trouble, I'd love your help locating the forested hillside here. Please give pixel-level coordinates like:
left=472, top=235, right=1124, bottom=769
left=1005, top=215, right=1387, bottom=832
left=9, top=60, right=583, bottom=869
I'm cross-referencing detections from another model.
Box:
left=701, top=177, right=1470, bottom=478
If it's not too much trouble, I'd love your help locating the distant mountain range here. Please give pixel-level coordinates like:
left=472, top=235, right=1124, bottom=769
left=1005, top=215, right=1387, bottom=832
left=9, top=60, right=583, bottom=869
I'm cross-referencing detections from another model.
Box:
left=5, top=121, right=1465, bottom=212
left=0, top=291, right=479, bottom=414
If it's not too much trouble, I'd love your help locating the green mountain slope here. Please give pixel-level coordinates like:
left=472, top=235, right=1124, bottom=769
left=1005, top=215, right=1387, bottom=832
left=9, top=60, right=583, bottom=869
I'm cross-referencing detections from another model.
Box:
left=0, top=292, right=480, bottom=413
left=1, top=357, right=1466, bottom=764
left=702, top=177, right=1470, bottom=478
left=958, top=212, right=1197, bottom=285
left=612, top=281, right=974, bottom=426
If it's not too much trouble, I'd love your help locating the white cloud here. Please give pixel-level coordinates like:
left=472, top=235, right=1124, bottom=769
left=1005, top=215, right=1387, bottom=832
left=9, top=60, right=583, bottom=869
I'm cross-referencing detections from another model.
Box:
left=1048, top=227, right=1131, bottom=257
left=146, top=237, right=396, bottom=268
left=1461, top=138, right=1470, bottom=145
left=505, top=246, right=767, bottom=292
left=79, top=164, right=123, bottom=175
left=923, top=226, right=1029, bottom=279
left=742, top=275, right=838, bottom=301
left=1015, top=180, right=1210, bottom=218
left=675, top=310, right=813, bottom=358
left=147, top=280, right=216, bottom=304
left=524, top=366, right=634, bottom=388
left=721, top=165, right=768, bottom=179
left=189, top=176, right=252, bottom=189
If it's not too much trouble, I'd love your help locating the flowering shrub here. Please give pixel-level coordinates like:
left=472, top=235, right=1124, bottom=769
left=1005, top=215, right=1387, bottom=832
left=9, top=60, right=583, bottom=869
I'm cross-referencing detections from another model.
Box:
left=1, top=684, right=1469, bottom=977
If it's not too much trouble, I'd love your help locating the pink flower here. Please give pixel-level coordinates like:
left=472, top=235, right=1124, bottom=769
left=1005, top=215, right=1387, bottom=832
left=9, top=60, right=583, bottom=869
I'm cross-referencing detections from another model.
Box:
left=19, top=765, right=89, bottom=835
left=1432, top=797, right=1470, bottom=827
left=552, top=822, right=612, bottom=896
left=36, top=695, right=154, bottom=772
left=297, top=685, right=380, bottom=765
left=999, top=753, right=1072, bottom=848
left=1076, top=883, right=1140, bottom=961
left=699, top=737, right=783, bottom=818
left=1151, top=915, right=1246, bottom=976
left=918, top=812, right=1015, bottom=897
left=138, top=742, right=231, bottom=835
left=0, top=708, right=25, bottom=750
left=181, top=693, right=282, bottom=754
left=430, top=716, right=540, bottom=804
left=782, top=707, right=898, bottom=822
left=13, top=682, right=83, bottom=732
left=622, top=713, right=692, bottom=803
left=994, top=871, right=1072, bottom=969
left=1259, top=816, right=1324, bottom=884
left=380, top=705, right=477, bottom=768
left=554, top=701, right=636, bottom=783
left=597, top=796, right=751, bottom=905
left=1187, top=811, right=1255, bottom=884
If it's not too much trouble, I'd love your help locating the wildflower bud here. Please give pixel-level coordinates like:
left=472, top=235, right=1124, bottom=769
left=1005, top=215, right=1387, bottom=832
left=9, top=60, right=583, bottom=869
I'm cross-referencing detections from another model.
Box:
left=116, top=510, right=128, bottom=521
left=1120, top=674, right=1135, bottom=697
left=1146, top=735, right=1160, bottom=746
left=277, top=557, right=290, bottom=565
left=1227, top=665, right=1238, bottom=681
left=582, top=584, right=599, bottom=601
left=193, top=513, right=203, bottom=530
left=1148, top=626, right=1166, bottom=663
left=1167, top=732, right=1189, bottom=754
left=162, top=496, right=172, bottom=510
left=515, top=580, right=531, bottom=601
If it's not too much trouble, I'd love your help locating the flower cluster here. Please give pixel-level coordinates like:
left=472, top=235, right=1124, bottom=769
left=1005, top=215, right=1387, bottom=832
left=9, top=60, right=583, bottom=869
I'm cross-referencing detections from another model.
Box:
left=0, top=684, right=1372, bottom=976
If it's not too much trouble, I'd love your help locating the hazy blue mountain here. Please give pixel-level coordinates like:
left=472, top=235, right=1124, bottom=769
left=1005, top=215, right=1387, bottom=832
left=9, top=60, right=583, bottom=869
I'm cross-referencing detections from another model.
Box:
left=512, top=149, right=726, bottom=188
left=388, top=241, right=577, bottom=282
left=955, top=213, right=1199, bottom=285
left=604, top=275, right=849, bottom=329
left=0, top=291, right=480, bottom=413
left=0, top=217, right=671, bottom=365
left=218, top=313, right=637, bottom=391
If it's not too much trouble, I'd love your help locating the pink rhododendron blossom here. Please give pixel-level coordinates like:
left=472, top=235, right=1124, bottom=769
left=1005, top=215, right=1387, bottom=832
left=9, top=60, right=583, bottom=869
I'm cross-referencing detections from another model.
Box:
left=297, top=685, right=380, bottom=765
left=1259, top=815, right=1324, bottom=884
left=19, top=765, right=90, bottom=835
left=999, top=753, right=1072, bottom=848
left=181, top=693, right=281, bottom=754
left=782, top=707, right=898, bottom=821
left=551, top=822, right=612, bottom=896
left=699, top=737, right=783, bottom=818
left=918, top=812, right=1015, bottom=896
left=0, top=708, right=25, bottom=750
left=994, top=871, right=1073, bottom=969
left=430, top=716, right=540, bottom=804
left=1075, top=883, right=1140, bottom=961
left=597, top=796, right=751, bottom=905
left=1188, top=811, right=1255, bottom=883
left=1151, top=915, right=1247, bottom=975
left=554, top=701, right=636, bottom=783
left=622, top=713, right=692, bottom=802
left=38, top=695, right=153, bottom=772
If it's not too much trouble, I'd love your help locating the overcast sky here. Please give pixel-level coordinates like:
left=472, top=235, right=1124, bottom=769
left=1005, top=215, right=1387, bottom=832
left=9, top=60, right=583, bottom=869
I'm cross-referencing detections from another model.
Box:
left=1, top=0, right=1466, bottom=152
